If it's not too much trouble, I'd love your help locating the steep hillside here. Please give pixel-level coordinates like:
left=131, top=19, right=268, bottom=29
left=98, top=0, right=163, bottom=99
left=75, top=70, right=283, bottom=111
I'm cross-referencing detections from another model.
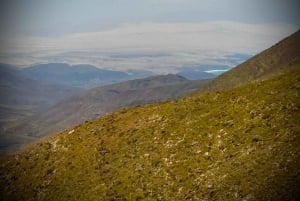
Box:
left=200, top=29, right=300, bottom=92
left=23, top=63, right=153, bottom=88
left=5, top=75, right=209, bottom=151
left=1, top=69, right=299, bottom=201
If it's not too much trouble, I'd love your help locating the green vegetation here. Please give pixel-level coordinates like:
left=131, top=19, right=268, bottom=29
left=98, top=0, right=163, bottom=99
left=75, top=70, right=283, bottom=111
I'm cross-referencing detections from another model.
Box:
left=1, top=69, right=299, bottom=201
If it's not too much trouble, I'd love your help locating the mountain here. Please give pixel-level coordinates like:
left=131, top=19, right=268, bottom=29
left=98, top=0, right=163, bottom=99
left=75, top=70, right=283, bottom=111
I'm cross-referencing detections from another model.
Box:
left=23, top=63, right=153, bottom=88
left=0, top=68, right=299, bottom=201
left=199, top=29, right=300, bottom=92
left=1, top=31, right=299, bottom=201
left=4, top=74, right=209, bottom=152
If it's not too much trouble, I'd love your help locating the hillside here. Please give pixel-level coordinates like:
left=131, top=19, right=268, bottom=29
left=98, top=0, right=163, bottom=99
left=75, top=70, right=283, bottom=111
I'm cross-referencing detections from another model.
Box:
left=4, top=75, right=209, bottom=152
left=0, top=68, right=299, bottom=200
left=200, top=29, right=300, bottom=92
left=23, top=63, right=153, bottom=88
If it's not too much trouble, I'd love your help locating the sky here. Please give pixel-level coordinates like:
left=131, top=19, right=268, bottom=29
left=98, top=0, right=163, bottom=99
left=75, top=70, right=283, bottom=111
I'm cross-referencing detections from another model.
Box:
left=0, top=0, right=299, bottom=73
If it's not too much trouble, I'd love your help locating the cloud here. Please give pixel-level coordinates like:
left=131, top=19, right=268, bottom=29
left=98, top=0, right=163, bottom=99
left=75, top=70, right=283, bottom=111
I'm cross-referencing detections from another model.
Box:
left=0, top=21, right=298, bottom=73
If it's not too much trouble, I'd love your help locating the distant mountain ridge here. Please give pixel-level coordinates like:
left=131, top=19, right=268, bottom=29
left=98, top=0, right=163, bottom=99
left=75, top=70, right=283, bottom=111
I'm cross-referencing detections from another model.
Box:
left=23, top=63, right=222, bottom=88
left=0, top=62, right=217, bottom=153
left=4, top=74, right=209, bottom=151
left=23, top=63, right=154, bottom=88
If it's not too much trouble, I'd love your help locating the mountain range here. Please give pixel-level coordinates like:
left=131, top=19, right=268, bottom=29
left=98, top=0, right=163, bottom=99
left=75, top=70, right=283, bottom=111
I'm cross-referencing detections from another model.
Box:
left=22, top=63, right=154, bottom=89
left=0, top=60, right=220, bottom=140
left=2, top=75, right=209, bottom=153
left=22, top=63, right=220, bottom=88
left=0, top=61, right=219, bottom=153
left=0, top=30, right=299, bottom=201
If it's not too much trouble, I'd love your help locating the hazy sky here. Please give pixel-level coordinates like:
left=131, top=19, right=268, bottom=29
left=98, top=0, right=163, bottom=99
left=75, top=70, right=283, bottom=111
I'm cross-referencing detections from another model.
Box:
left=1, top=0, right=299, bottom=36
left=0, top=0, right=299, bottom=73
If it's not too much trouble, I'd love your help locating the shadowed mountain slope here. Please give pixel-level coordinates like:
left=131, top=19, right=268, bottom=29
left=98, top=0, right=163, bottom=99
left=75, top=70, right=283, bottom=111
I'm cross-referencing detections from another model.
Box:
left=200, top=29, right=300, bottom=92
left=0, top=68, right=299, bottom=201
left=0, top=64, right=81, bottom=153
left=0, top=64, right=80, bottom=128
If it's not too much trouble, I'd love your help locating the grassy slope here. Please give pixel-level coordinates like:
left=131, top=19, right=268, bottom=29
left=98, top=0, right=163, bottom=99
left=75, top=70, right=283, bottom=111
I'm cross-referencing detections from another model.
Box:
left=1, top=69, right=299, bottom=201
